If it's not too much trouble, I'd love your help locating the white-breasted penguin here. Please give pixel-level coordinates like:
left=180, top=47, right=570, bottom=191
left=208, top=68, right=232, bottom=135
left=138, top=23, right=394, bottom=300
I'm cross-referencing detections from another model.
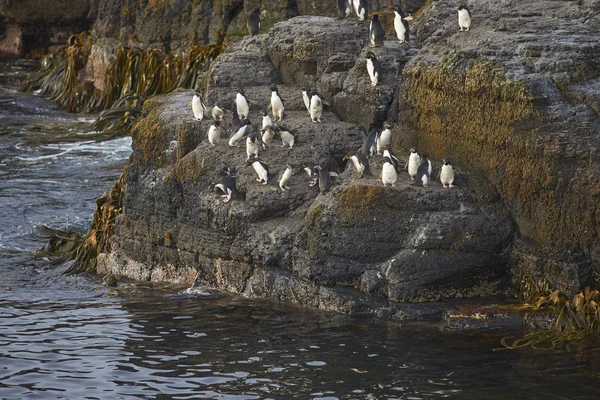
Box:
left=458, top=5, right=471, bottom=31
left=301, top=87, right=311, bottom=115
left=337, top=0, right=353, bottom=19
left=389, top=4, right=410, bottom=44
left=370, top=14, right=385, bottom=47
left=260, top=110, right=272, bottom=130
left=207, top=120, right=221, bottom=146
left=301, top=161, right=318, bottom=187
left=366, top=52, right=382, bottom=87
left=310, top=92, right=323, bottom=123
left=247, top=7, right=261, bottom=36
left=383, top=146, right=400, bottom=172
left=192, top=90, right=208, bottom=121
left=439, top=158, right=455, bottom=188
left=229, top=118, right=251, bottom=147
left=279, top=163, right=294, bottom=190
left=344, top=150, right=372, bottom=178
left=277, top=125, right=295, bottom=148
left=246, top=132, right=260, bottom=159
left=270, top=84, right=285, bottom=122
left=377, top=123, right=392, bottom=154
left=212, top=103, right=228, bottom=121
left=406, top=148, right=420, bottom=180
left=381, top=156, right=398, bottom=187
left=353, top=0, right=368, bottom=22
left=362, top=126, right=379, bottom=157
left=235, top=87, right=250, bottom=119
left=246, top=157, right=270, bottom=185
left=416, top=155, right=432, bottom=187
left=214, top=174, right=241, bottom=203
left=260, top=125, right=276, bottom=149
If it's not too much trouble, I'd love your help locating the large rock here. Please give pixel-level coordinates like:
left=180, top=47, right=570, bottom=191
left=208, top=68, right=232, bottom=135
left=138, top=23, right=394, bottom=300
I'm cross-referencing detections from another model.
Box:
left=396, top=0, right=600, bottom=296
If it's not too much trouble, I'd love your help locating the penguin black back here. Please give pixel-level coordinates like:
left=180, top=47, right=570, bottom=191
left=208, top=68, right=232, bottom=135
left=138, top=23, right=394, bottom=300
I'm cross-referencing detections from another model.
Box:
left=370, top=14, right=385, bottom=47
left=247, top=7, right=261, bottom=36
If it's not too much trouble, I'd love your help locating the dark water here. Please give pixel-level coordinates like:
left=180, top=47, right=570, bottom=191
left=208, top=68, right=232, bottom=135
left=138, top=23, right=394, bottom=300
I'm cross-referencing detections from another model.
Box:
left=1, top=60, right=599, bottom=400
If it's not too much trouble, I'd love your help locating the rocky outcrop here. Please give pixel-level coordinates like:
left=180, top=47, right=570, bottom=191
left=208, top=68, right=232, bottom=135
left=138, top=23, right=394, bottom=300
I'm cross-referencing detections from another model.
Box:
left=97, top=16, right=514, bottom=319
left=397, top=0, right=600, bottom=296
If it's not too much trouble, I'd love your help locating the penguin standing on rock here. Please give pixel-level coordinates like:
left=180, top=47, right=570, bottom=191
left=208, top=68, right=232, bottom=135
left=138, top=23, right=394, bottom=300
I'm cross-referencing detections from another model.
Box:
left=381, top=156, right=398, bottom=187
left=344, top=150, right=371, bottom=178
left=337, top=0, right=353, bottom=19
left=416, top=155, right=432, bottom=187
left=439, top=158, right=455, bottom=188
left=310, top=92, right=323, bottom=123
left=214, top=172, right=241, bottom=203
left=229, top=118, right=251, bottom=147
left=246, top=132, right=260, bottom=159
left=279, top=163, right=294, bottom=190
left=377, top=123, right=392, bottom=154
left=270, top=84, right=285, bottom=122
left=362, top=126, right=379, bottom=157
left=260, top=110, right=272, bottom=130
left=235, top=87, right=250, bottom=119
left=383, top=145, right=400, bottom=172
left=247, top=7, right=261, bottom=36
left=370, top=14, right=385, bottom=47
left=260, top=125, right=276, bottom=149
left=458, top=5, right=471, bottom=31
left=300, top=161, right=318, bottom=186
left=314, top=165, right=332, bottom=193
left=212, top=103, right=228, bottom=121
left=246, top=157, right=271, bottom=185
left=353, top=0, right=368, bottom=22
left=366, top=52, right=382, bottom=87
left=207, top=120, right=221, bottom=146
left=390, top=4, right=410, bottom=44
left=406, top=148, right=420, bottom=180
left=301, top=87, right=311, bottom=115
left=191, top=90, right=208, bottom=121
left=277, top=125, right=295, bottom=148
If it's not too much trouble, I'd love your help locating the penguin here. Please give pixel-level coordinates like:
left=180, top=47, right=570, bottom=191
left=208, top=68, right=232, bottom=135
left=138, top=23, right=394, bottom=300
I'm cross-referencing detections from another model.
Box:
left=439, top=158, right=455, bottom=188
left=235, top=87, right=250, bottom=119
left=377, top=122, right=392, bottom=154
left=279, top=163, right=294, bottom=190
left=362, top=126, right=379, bottom=157
left=229, top=118, right=251, bottom=147
left=300, top=161, right=318, bottom=187
left=366, top=52, right=382, bottom=87
left=230, top=112, right=242, bottom=134
left=314, top=165, right=332, bottom=193
left=416, top=155, right=432, bottom=187
left=310, top=92, right=323, bottom=123
left=260, top=125, right=276, bottom=149
left=381, top=156, right=398, bottom=187
left=246, top=132, right=260, bottom=159
left=301, top=86, right=312, bottom=115
left=277, top=125, right=295, bottom=148
left=212, top=103, right=228, bottom=121
left=383, top=146, right=401, bottom=172
left=370, top=14, right=385, bottom=47
left=247, top=7, right=261, bottom=36
left=207, top=120, right=221, bottom=146
left=353, top=0, right=368, bottom=22
left=344, top=150, right=372, bottom=178
left=337, top=0, right=353, bottom=19
left=260, top=110, right=272, bottom=130
left=270, top=84, right=285, bottom=122
left=406, top=148, right=420, bottom=180
left=214, top=174, right=241, bottom=203
left=246, top=157, right=270, bottom=185
left=389, top=4, right=410, bottom=44
left=191, top=90, right=208, bottom=121
left=458, top=5, right=471, bottom=32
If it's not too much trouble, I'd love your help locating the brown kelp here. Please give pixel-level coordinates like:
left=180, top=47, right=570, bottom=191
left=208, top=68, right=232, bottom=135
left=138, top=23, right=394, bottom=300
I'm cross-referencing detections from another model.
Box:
left=498, top=287, right=600, bottom=350
left=22, top=34, right=223, bottom=135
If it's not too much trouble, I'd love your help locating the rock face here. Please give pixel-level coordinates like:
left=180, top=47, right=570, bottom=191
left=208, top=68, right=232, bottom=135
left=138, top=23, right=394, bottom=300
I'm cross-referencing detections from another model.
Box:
left=397, top=0, right=600, bottom=296
left=98, top=16, right=514, bottom=318
left=0, top=0, right=97, bottom=57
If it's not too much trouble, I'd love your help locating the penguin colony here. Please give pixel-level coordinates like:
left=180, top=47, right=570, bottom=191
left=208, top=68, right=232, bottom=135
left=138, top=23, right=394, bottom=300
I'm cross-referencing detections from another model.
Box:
left=199, top=2, right=466, bottom=202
